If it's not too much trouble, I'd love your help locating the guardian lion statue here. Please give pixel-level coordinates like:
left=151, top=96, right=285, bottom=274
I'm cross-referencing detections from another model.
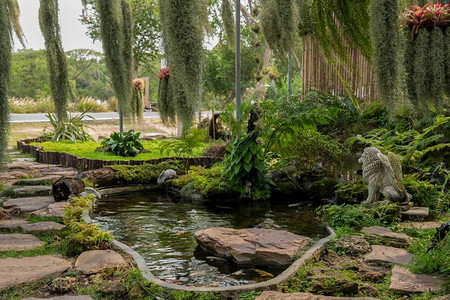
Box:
left=358, top=147, right=410, bottom=205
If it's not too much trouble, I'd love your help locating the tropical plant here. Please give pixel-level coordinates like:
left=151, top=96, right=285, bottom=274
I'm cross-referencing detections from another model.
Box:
left=42, top=109, right=95, bottom=143
left=159, top=128, right=207, bottom=157
left=403, top=3, right=450, bottom=30
left=101, top=129, right=143, bottom=157
left=39, top=0, right=71, bottom=123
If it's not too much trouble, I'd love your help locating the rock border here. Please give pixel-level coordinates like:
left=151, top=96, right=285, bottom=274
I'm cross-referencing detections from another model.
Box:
left=82, top=209, right=335, bottom=294
left=17, top=138, right=221, bottom=171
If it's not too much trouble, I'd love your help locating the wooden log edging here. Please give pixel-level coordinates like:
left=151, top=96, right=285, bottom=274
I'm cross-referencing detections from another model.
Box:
left=17, top=138, right=222, bottom=171
left=82, top=207, right=335, bottom=296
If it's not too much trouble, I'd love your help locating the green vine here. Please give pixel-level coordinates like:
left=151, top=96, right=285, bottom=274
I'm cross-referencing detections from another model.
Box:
left=39, top=0, right=71, bottom=123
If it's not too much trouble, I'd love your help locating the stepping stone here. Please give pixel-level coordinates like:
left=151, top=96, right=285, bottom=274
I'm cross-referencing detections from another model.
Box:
left=3, top=196, right=55, bottom=213
left=13, top=175, right=61, bottom=186
left=11, top=157, right=35, bottom=162
left=398, top=221, right=443, bottom=231
left=389, top=266, right=445, bottom=293
left=23, top=297, right=94, bottom=300
left=9, top=185, right=52, bottom=197
left=20, top=221, right=64, bottom=234
left=364, top=245, right=416, bottom=266
left=0, top=170, right=29, bottom=181
left=361, top=226, right=412, bottom=248
left=0, top=234, right=45, bottom=251
left=0, top=219, right=28, bottom=229
left=7, top=161, right=57, bottom=171
left=33, top=202, right=70, bottom=218
left=401, top=207, right=429, bottom=220
left=0, top=255, right=71, bottom=291
left=255, top=291, right=381, bottom=300
left=430, top=296, right=450, bottom=300
left=75, top=250, right=127, bottom=275
left=336, top=236, right=371, bottom=254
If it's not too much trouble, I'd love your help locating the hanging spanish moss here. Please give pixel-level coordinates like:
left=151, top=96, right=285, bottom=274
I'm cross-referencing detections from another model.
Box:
left=429, top=27, right=445, bottom=106
left=131, top=78, right=145, bottom=122
left=6, top=0, right=25, bottom=47
left=96, top=0, right=133, bottom=125
left=39, top=0, right=70, bottom=123
left=159, top=0, right=207, bottom=129
left=0, top=1, right=12, bottom=166
left=157, top=66, right=176, bottom=125
left=221, top=0, right=235, bottom=48
left=445, top=28, right=450, bottom=97
left=260, top=0, right=299, bottom=56
left=403, top=29, right=416, bottom=104
left=413, top=28, right=430, bottom=107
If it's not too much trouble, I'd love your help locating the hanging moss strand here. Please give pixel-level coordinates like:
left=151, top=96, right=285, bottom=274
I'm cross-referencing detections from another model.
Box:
left=96, top=0, right=133, bottom=119
left=413, top=28, right=430, bottom=108
left=6, top=0, right=25, bottom=47
left=403, top=29, right=416, bottom=104
left=222, top=0, right=235, bottom=48
left=429, top=27, right=445, bottom=107
left=158, top=77, right=176, bottom=125
left=444, top=28, right=450, bottom=98
left=39, top=0, right=70, bottom=123
left=0, top=1, right=12, bottom=166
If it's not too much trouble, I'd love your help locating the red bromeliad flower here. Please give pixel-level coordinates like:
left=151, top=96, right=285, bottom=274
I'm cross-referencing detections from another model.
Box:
left=403, top=3, right=450, bottom=29
left=158, top=66, right=170, bottom=79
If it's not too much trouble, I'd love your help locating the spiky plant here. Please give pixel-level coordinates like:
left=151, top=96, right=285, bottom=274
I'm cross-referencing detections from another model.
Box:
left=221, top=0, right=235, bottom=48
left=39, top=0, right=70, bottom=123
left=96, top=0, right=133, bottom=133
left=429, top=27, right=445, bottom=106
left=370, top=0, right=401, bottom=105
left=413, top=28, right=430, bottom=108
left=159, top=0, right=207, bottom=130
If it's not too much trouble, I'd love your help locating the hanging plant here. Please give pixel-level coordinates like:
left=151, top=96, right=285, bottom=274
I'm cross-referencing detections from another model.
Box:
left=403, top=28, right=416, bottom=103
left=412, top=27, right=430, bottom=107
left=39, top=0, right=71, bottom=123
left=445, top=27, right=450, bottom=97
left=159, top=0, right=208, bottom=130
left=131, top=78, right=145, bottom=122
left=403, top=3, right=450, bottom=35
left=157, top=66, right=176, bottom=125
left=370, top=0, right=401, bottom=105
left=96, top=0, right=133, bottom=128
left=221, top=0, right=235, bottom=48
left=429, top=26, right=445, bottom=106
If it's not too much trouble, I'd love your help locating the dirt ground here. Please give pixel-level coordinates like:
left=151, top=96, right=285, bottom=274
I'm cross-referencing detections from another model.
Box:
left=9, top=117, right=177, bottom=146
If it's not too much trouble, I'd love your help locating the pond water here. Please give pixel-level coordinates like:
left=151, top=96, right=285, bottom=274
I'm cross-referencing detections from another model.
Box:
left=93, top=192, right=328, bottom=287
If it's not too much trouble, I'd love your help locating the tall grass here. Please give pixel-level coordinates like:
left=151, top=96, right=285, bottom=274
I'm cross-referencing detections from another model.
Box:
left=9, top=97, right=110, bottom=113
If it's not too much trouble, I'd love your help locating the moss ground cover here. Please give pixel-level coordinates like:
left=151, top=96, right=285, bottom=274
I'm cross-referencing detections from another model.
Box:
left=31, top=139, right=207, bottom=161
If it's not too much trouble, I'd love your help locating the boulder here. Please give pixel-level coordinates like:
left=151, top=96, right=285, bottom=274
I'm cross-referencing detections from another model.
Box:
left=361, top=226, right=412, bottom=248
left=0, top=255, right=72, bottom=291
left=20, top=221, right=65, bottom=234
left=0, top=234, right=45, bottom=251
left=3, top=196, right=55, bottom=213
left=364, top=245, right=416, bottom=265
left=32, top=202, right=70, bottom=218
left=194, top=227, right=311, bottom=267
left=389, top=266, right=445, bottom=293
left=336, top=236, right=371, bottom=254
left=75, top=250, right=127, bottom=275
left=255, top=291, right=380, bottom=300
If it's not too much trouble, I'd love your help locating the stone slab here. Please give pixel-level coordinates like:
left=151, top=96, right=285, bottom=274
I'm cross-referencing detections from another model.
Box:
left=389, top=266, right=445, bottom=293
left=364, top=245, right=416, bottom=266
left=255, top=291, right=380, bottom=300
left=430, top=296, right=450, bottom=300
left=75, top=250, right=127, bottom=275
left=398, top=222, right=442, bottom=231
left=194, top=227, right=311, bottom=267
left=11, top=185, right=52, bottom=197
left=20, top=221, right=64, bottom=233
left=32, top=202, right=70, bottom=218
left=336, top=236, right=371, bottom=254
left=0, top=219, right=28, bottom=229
left=3, top=196, right=55, bottom=213
left=22, top=297, right=94, bottom=300
left=0, top=234, right=45, bottom=251
left=0, top=255, right=72, bottom=291
left=13, top=175, right=62, bottom=185
left=361, top=226, right=412, bottom=248
left=401, top=207, right=429, bottom=218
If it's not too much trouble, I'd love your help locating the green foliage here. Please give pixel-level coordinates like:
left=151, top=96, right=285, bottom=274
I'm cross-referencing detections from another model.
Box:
left=39, top=0, right=71, bottom=123
left=360, top=101, right=388, bottom=128
left=221, top=0, right=235, bottom=48
left=413, top=27, right=431, bottom=108
left=318, top=203, right=401, bottom=230
left=101, top=129, right=143, bottom=157
left=335, top=180, right=368, bottom=204
left=310, top=178, right=339, bottom=199
left=159, top=0, right=207, bottom=129
left=404, top=174, right=444, bottom=210
left=159, top=128, right=207, bottom=157
left=109, top=161, right=182, bottom=183
left=410, top=235, right=450, bottom=280
left=43, top=110, right=95, bottom=143
left=223, top=131, right=272, bottom=200
left=0, top=0, right=12, bottom=167
left=370, top=0, right=401, bottom=105
left=96, top=0, right=133, bottom=119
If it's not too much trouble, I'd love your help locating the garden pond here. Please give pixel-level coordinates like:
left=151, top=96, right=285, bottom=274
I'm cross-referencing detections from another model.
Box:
left=93, top=191, right=328, bottom=287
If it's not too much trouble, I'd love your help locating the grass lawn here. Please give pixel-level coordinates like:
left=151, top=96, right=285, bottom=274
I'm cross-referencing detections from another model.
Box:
left=31, top=140, right=208, bottom=161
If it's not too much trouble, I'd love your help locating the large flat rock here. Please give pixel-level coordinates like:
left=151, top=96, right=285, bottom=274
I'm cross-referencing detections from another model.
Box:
left=0, top=219, right=28, bottom=229
left=255, top=291, right=380, bottom=300
left=194, top=227, right=311, bottom=267
left=75, top=250, right=127, bottom=275
left=0, top=234, right=45, bottom=251
left=10, top=185, right=52, bottom=197
left=361, top=226, right=412, bottom=248
left=0, top=255, right=71, bottom=291
left=23, top=296, right=94, bottom=300
left=3, top=196, right=55, bottom=213
left=389, top=266, right=445, bottom=293
left=32, top=202, right=70, bottom=218
left=364, top=245, right=416, bottom=266
left=401, top=207, right=429, bottom=219
left=20, top=221, right=64, bottom=234
left=398, top=222, right=442, bottom=231
left=13, top=175, right=61, bottom=186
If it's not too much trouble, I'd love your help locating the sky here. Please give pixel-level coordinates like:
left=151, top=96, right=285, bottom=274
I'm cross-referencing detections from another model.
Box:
left=13, top=0, right=103, bottom=52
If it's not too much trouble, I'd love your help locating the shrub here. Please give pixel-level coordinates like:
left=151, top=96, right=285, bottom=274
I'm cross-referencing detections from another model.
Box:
left=410, top=235, right=450, bottom=281
left=310, top=178, right=339, bottom=199
left=160, top=128, right=207, bottom=158
left=404, top=174, right=443, bottom=209
left=43, top=109, right=95, bottom=143
left=335, top=180, right=368, bottom=204
left=101, top=129, right=143, bottom=157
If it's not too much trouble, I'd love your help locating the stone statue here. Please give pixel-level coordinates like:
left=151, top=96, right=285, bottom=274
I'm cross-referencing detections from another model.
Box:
left=358, top=147, right=410, bottom=204
left=157, top=169, right=177, bottom=185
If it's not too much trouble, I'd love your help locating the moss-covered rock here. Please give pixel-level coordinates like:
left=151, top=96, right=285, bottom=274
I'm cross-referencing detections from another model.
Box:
left=335, top=179, right=368, bottom=204
left=108, top=161, right=183, bottom=184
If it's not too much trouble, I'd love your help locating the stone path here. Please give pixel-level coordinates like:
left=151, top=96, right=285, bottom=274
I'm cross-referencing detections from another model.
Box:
left=363, top=245, right=416, bottom=265
left=0, top=233, right=45, bottom=251
left=361, top=226, right=412, bottom=248
left=389, top=266, right=445, bottom=293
